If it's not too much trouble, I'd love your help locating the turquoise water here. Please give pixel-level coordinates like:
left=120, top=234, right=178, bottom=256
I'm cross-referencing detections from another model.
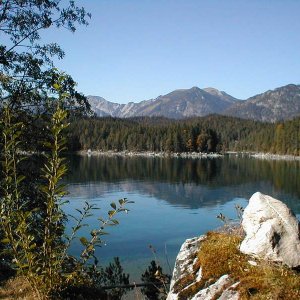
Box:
left=64, top=155, right=300, bottom=280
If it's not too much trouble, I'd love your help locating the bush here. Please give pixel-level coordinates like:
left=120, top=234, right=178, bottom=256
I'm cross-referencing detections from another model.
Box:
left=0, top=83, right=133, bottom=299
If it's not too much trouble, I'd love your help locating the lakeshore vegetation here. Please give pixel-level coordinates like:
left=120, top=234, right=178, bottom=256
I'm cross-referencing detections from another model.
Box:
left=66, top=114, right=300, bottom=156
left=0, top=1, right=170, bottom=298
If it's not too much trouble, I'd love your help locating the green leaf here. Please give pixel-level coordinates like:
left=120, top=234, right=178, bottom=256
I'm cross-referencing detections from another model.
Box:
left=53, top=83, right=60, bottom=90
left=79, top=237, right=89, bottom=246
left=1, top=238, right=10, bottom=244
left=108, top=210, right=115, bottom=218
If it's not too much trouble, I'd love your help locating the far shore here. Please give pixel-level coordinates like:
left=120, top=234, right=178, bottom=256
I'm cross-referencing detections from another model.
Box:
left=77, top=150, right=222, bottom=159
left=77, top=150, right=300, bottom=161
left=250, top=152, right=300, bottom=161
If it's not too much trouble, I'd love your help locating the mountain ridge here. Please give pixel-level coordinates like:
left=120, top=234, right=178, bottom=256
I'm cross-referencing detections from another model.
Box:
left=88, top=84, right=300, bottom=122
left=224, top=84, right=300, bottom=122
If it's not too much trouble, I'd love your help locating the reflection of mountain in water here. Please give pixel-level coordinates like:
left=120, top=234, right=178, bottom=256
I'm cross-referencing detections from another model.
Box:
left=65, top=155, right=300, bottom=212
left=67, top=180, right=300, bottom=213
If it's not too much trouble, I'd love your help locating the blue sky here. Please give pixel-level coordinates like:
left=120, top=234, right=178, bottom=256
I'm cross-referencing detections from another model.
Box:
left=45, top=0, right=300, bottom=103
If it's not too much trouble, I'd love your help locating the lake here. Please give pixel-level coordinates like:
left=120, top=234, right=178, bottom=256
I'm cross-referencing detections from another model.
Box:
left=64, top=154, right=300, bottom=281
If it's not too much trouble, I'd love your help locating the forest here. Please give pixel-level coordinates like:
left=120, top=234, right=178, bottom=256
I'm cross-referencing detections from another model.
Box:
left=67, top=114, right=300, bottom=156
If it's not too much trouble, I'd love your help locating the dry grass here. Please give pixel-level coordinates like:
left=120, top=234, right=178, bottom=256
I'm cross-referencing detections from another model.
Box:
left=174, top=231, right=300, bottom=299
left=0, top=277, right=37, bottom=300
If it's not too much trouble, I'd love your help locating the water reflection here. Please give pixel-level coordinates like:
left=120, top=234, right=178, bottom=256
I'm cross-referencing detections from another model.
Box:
left=66, top=155, right=300, bottom=212
left=64, top=155, right=300, bottom=279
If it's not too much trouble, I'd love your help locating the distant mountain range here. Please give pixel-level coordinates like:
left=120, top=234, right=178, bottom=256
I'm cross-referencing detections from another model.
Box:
left=88, top=84, right=300, bottom=122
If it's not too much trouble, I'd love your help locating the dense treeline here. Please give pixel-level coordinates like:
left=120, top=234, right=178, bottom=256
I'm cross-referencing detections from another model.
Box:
left=236, top=117, right=300, bottom=155
left=67, top=114, right=300, bottom=155
left=69, top=115, right=300, bottom=155
left=66, top=115, right=256, bottom=153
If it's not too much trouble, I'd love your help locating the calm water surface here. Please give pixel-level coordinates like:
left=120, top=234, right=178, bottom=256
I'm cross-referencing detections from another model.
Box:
left=64, top=155, right=300, bottom=280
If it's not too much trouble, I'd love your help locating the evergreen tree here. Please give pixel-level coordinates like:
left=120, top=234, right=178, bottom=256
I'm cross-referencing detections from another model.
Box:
left=141, top=261, right=170, bottom=300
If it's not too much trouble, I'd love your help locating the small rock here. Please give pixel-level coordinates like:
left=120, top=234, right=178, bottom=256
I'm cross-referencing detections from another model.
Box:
left=240, top=192, right=300, bottom=268
left=248, top=260, right=257, bottom=266
left=190, top=274, right=237, bottom=300
left=218, top=282, right=240, bottom=300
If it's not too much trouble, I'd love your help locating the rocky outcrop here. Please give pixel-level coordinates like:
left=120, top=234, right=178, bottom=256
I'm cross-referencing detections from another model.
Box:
left=167, top=236, right=239, bottom=300
left=167, top=236, right=205, bottom=300
left=240, top=192, right=300, bottom=268
left=167, top=192, right=300, bottom=299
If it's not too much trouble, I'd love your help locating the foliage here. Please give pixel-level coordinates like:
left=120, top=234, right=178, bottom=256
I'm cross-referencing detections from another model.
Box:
left=67, top=116, right=224, bottom=153
left=0, top=2, right=135, bottom=299
left=0, top=0, right=90, bottom=113
left=237, top=117, right=300, bottom=156
left=141, top=260, right=170, bottom=300
left=0, top=100, right=133, bottom=299
left=98, top=257, right=131, bottom=300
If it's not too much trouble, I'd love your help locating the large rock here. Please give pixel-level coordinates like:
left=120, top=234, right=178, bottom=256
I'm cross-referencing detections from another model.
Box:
left=240, top=192, right=300, bottom=267
left=167, top=236, right=239, bottom=300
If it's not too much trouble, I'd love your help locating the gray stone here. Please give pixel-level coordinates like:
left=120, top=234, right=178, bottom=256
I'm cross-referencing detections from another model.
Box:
left=240, top=192, right=300, bottom=267
left=167, top=235, right=240, bottom=300
left=190, top=275, right=238, bottom=300
left=167, top=236, right=205, bottom=300
left=218, top=282, right=240, bottom=300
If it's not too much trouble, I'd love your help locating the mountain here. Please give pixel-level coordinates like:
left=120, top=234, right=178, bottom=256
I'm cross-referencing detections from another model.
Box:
left=224, top=84, right=300, bottom=122
left=87, top=96, right=120, bottom=117
left=203, top=87, right=238, bottom=104
left=88, top=86, right=239, bottom=119
left=88, top=84, right=300, bottom=122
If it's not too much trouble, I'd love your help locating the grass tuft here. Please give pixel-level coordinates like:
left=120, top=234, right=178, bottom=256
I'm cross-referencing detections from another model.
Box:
left=0, top=277, right=37, bottom=300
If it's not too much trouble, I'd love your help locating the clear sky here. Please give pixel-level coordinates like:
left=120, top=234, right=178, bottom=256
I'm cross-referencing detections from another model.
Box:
left=45, top=0, right=300, bottom=104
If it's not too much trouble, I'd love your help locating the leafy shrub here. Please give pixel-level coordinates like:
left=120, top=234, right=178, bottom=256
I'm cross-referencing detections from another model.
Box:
left=0, top=81, right=133, bottom=299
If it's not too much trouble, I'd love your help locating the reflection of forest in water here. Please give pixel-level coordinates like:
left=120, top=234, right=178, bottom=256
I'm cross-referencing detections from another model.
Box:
left=65, top=155, right=300, bottom=212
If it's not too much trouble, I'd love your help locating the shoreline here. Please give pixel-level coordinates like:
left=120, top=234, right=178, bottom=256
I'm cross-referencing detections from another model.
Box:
left=77, top=150, right=300, bottom=161
left=224, top=151, right=300, bottom=161
left=250, top=152, right=300, bottom=161
left=77, top=150, right=222, bottom=159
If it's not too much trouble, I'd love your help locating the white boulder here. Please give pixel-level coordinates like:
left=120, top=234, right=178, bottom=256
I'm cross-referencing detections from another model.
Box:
left=240, top=192, right=300, bottom=268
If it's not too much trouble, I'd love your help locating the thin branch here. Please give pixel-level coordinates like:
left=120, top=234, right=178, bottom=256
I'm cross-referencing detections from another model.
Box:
left=4, top=25, right=45, bottom=54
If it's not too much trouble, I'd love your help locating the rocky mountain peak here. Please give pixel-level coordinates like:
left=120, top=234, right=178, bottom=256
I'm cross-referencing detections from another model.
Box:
left=88, top=86, right=239, bottom=119
left=88, top=83, right=300, bottom=122
left=225, top=83, right=300, bottom=122
left=203, top=87, right=223, bottom=96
